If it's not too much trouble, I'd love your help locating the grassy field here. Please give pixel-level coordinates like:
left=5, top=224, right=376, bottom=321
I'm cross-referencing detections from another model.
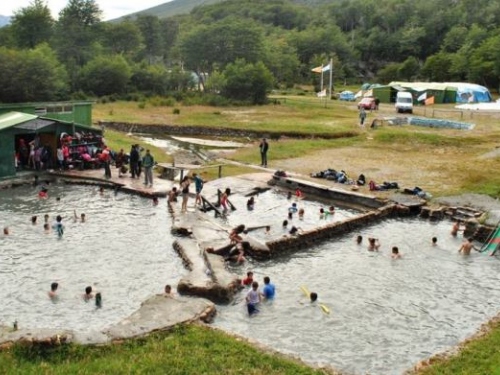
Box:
left=0, top=325, right=328, bottom=375
left=94, top=96, right=500, bottom=197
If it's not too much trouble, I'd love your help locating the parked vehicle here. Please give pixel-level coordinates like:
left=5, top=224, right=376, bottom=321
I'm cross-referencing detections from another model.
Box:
left=357, top=97, right=376, bottom=110
left=339, top=91, right=355, bottom=101
left=395, top=91, right=413, bottom=113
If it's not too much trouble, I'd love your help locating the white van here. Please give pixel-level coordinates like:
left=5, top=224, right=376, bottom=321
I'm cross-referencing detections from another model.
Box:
left=395, top=91, right=413, bottom=113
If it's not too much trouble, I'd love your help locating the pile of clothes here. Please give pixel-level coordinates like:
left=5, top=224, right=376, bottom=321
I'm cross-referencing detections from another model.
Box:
left=311, top=169, right=366, bottom=185
left=368, top=181, right=399, bottom=191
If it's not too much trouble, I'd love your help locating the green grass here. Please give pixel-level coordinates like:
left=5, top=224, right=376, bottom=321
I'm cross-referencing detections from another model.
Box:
left=418, top=319, right=500, bottom=375
left=228, top=137, right=360, bottom=165
left=0, top=325, right=328, bottom=375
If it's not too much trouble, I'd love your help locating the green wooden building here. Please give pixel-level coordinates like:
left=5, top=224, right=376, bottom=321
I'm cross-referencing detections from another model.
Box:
left=0, top=102, right=99, bottom=179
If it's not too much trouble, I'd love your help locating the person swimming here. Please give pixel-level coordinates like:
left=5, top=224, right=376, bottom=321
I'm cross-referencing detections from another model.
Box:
left=44, top=214, right=49, bottom=223
left=48, top=282, right=59, bottom=299
left=247, top=196, right=255, bottom=210
left=391, top=246, right=401, bottom=259
left=229, top=224, right=246, bottom=243
left=83, top=286, right=94, bottom=301
left=288, top=211, right=293, bottom=220
left=3, top=227, right=9, bottom=235
left=265, top=225, right=271, bottom=235
left=432, top=237, right=438, bottom=246
left=356, top=235, right=363, bottom=244
left=31, top=215, right=37, bottom=225
left=43, top=223, right=50, bottom=233
left=319, top=208, right=326, bottom=219
left=289, top=226, right=301, bottom=236
left=368, top=237, right=380, bottom=251
left=295, top=188, right=304, bottom=199
left=310, top=292, right=318, bottom=303
left=152, top=196, right=159, bottom=206
left=53, top=215, right=64, bottom=237
left=287, top=191, right=292, bottom=200
left=298, top=208, right=304, bottom=219
left=288, top=203, right=298, bottom=213
left=451, top=220, right=462, bottom=236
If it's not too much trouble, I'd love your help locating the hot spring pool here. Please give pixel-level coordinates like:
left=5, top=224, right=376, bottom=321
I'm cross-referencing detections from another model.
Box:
left=214, top=218, right=500, bottom=375
left=0, top=184, right=185, bottom=333
left=211, top=187, right=360, bottom=242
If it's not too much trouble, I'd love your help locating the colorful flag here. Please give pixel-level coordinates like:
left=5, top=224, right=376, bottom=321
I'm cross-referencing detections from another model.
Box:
left=417, top=92, right=427, bottom=101
left=311, top=65, right=323, bottom=73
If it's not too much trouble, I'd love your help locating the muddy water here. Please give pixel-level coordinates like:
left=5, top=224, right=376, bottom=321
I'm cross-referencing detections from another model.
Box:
left=0, top=184, right=184, bottom=333
left=214, top=218, right=500, bottom=375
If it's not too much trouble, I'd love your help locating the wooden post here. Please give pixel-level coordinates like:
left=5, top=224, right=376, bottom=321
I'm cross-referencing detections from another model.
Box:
left=218, top=165, right=222, bottom=178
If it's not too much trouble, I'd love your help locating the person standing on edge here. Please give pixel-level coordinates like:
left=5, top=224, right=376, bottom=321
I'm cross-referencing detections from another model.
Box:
left=359, top=107, right=367, bottom=127
left=142, top=149, right=155, bottom=187
left=193, top=173, right=204, bottom=206
left=259, top=138, right=269, bottom=167
left=101, top=146, right=111, bottom=179
left=129, top=145, right=139, bottom=178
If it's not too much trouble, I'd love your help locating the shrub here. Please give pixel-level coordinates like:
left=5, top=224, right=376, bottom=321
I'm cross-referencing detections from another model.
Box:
left=138, top=102, right=146, bottom=109
left=173, top=108, right=180, bottom=115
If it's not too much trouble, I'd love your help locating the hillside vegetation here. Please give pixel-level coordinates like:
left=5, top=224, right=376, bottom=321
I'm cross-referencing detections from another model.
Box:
left=1, top=0, right=499, bottom=104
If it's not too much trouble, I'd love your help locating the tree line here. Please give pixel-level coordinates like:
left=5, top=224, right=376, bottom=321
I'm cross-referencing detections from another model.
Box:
left=0, top=0, right=499, bottom=104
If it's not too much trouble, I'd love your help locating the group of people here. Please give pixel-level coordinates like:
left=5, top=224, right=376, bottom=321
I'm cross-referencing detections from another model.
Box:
left=243, top=274, right=276, bottom=316
left=48, top=282, right=102, bottom=307
left=168, top=172, right=206, bottom=213
left=353, top=220, right=480, bottom=259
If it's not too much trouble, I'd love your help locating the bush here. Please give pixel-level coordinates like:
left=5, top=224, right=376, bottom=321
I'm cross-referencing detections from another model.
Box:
left=138, top=102, right=146, bottom=109
left=173, top=108, right=180, bottom=115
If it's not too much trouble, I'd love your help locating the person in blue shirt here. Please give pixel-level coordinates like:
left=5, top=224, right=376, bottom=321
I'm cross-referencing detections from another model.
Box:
left=262, top=276, right=275, bottom=300
left=193, top=173, right=204, bottom=206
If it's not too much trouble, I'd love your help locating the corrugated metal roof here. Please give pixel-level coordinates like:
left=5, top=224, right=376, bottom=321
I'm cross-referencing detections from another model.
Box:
left=15, top=118, right=55, bottom=130
left=0, top=112, right=38, bottom=131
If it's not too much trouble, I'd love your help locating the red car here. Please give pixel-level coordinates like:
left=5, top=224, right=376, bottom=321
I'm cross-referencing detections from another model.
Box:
left=357, top=97, right=376, bottom=110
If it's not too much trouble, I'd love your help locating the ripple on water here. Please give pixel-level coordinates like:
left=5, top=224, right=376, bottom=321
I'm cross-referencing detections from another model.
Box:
left=213, top=218, right=500, bottom=375
left=0, top=184, right=185, bottom=333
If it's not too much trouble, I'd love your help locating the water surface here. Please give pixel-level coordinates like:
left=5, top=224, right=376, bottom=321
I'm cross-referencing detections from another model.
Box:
left=0, top=184, right=184, bottom=333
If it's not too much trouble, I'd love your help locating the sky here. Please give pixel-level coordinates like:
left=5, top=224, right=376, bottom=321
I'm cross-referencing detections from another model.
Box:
left=0, top=0, right=169, bottom=21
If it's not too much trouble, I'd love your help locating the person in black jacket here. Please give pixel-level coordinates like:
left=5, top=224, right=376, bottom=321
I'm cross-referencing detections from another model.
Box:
left=129, top=144, right=139, bottom=178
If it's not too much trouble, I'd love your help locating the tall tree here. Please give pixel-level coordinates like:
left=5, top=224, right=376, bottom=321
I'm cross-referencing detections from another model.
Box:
left=10, top=0, right=54, bottom=49
left=180, top=17, right=265, bottom=86
left=101, top=20, right=142, bottom=56
left=53, top=0, right=102, bottom=67
left=79, top=55, right=131, bottom=96
left=136, top=15, right=162, bottom=65
left=0, top=44, right=68, bottom=102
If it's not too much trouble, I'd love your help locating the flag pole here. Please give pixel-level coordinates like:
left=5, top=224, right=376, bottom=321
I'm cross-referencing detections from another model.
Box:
left=320, top=64, right=324, bottom=94
left=328, top=58, right=333, bottom=102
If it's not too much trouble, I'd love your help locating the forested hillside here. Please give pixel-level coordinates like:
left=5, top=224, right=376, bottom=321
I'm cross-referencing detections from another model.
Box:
left=0, top=0, right=499, bottom=104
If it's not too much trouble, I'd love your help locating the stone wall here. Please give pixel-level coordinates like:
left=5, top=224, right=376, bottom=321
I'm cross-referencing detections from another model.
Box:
left=270, top=175, right=387, bottom=209
left=266, top=205, right=398, bottom=255
left=99, top=121, right=357, bottom=140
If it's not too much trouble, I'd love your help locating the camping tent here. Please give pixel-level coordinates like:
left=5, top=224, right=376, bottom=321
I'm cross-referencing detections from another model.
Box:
left=389, top=82, right=492, bottom=103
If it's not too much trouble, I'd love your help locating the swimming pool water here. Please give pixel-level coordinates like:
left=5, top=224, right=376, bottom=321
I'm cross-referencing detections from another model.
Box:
left=0, top=184, right=185, bottom=333
left=214, top=218, right=500, bottom=375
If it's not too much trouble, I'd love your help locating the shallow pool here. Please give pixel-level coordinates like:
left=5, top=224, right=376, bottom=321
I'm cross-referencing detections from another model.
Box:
left=215, top=188, right=360, bottom=242
left=0, top=184, right=185, bottom=333
left=214, top=218, right=500, bottom=375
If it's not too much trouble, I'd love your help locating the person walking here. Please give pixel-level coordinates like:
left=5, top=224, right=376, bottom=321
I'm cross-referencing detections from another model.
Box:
left=359, top=107, right=367, bottom=127
left=259, top=138, right=269, bottom=167
left=142, top=149, right=155, bottom=187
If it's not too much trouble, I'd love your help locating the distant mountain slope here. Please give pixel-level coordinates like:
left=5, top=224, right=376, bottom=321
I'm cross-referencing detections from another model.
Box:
left=111, top=0, right=224, bottom=21
left=113, top=0, right=330, bottom=22
left=0, top=15, right=11, bottom=27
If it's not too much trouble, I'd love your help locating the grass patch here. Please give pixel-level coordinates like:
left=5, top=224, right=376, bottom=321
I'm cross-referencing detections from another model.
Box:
left=373, top=127, right=483, bottom=147
left=418, top=319, right=500, bottom=375
left=0, top=325, right=326, bottom=374
left=228, top=137, right=360, bottom=165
